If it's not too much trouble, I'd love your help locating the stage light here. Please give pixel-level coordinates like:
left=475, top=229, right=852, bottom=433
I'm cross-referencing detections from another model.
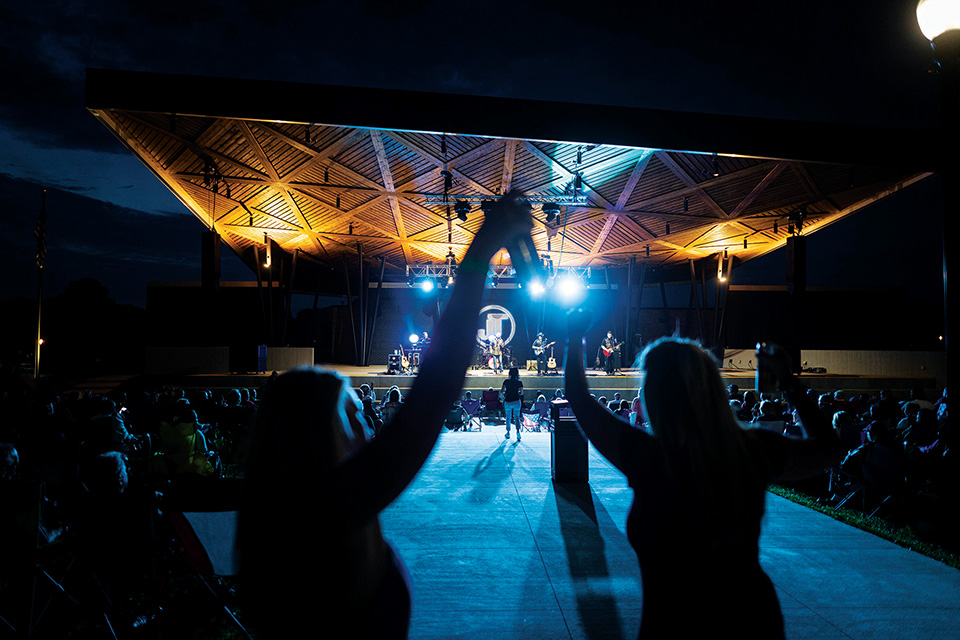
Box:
left=557, top=274, right=586, bottom=305
left=421, top=279, right=435, bottom=292
left=454, top=200, right=471, bottom=222
left=543, top=202, right=561, bottom=223
left=529, top=279, right=546, bottom=298
left=447, top=275, right=455, bottom=286
left=409, top=334, right=420, bottom=344
left=491, top=274, right=500, bottom=288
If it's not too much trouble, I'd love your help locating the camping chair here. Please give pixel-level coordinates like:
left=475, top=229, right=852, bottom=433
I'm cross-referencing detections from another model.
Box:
left=444, top=404, right=467, bottom=431
left=480, top=390, right=503, bottom=423
left=523, top=401, right=552, bottom=431
left=461, top=399, right=482, bottom=431
left=164, top=509, right=253, bottom=639
left=861, top=443, right=907, bottom=518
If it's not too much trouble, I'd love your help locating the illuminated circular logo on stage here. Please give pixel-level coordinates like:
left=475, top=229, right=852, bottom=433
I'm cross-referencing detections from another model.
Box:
left=477, top=305, right=516, bottom=347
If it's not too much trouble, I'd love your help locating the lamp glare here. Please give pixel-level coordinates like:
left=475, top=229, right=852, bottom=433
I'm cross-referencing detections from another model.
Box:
left=917, top=0, right=960, bottom=41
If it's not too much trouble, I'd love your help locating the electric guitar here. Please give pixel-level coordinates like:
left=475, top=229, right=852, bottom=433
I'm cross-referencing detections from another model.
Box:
left=533, top=341, right=556, bottom=356
left=601, top=342, right=624, bottom=357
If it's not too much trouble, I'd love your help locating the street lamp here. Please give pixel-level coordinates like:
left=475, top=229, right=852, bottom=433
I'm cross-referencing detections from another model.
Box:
left=917, top=0, right=960, bottom=41
left=917, top=0, right=960, bottom=391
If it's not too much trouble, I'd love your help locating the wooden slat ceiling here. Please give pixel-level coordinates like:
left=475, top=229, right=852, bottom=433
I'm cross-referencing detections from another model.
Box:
left=86, top=71, right=934, bottom=283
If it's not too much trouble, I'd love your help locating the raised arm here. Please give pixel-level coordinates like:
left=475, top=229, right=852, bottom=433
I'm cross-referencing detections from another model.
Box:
left=563, top=309, right=647, bottom=473
left=334, top=192, right=534, bottom=517
left=759, top=345, right=844, bottom=481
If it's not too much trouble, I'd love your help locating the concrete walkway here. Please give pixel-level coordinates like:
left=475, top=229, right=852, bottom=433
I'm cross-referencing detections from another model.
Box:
left=379, top=428, right=960, bottom=640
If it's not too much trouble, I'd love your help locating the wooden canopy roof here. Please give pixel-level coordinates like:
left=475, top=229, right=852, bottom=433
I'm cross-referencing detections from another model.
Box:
left=85, top=68, right=937, bottom=286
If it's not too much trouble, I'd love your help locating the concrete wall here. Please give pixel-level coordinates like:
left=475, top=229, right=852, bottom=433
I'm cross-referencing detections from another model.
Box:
left=725, top=348, right=946, bottom=391
left=800, top=350, right=946, bottom=390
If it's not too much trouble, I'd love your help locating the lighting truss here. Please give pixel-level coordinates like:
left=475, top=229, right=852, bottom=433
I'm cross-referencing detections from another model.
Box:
left=422, top=194, right=589, bottom=207
left=406, top=263, right=458, bottom=279
left=549, top=266, right=592, bottom=281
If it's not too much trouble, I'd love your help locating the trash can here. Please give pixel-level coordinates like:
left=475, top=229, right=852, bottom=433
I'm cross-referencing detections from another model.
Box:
left=550, top=400, right=588, bottom=482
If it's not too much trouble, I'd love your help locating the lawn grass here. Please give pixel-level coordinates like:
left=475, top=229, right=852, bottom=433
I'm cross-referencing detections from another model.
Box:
left=768, top=484, right=960, bottom=570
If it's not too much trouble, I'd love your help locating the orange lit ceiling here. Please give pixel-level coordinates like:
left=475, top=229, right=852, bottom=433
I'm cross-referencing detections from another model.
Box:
left=85, top=69, right=936, bottom=285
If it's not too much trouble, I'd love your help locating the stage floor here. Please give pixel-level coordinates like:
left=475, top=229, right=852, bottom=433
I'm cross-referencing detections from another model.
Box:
left=166, top=364, right=936, bottom=400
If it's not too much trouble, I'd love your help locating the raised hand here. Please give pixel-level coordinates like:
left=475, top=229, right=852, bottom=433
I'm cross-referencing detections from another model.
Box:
left=472, top=191, right=534, bottom=257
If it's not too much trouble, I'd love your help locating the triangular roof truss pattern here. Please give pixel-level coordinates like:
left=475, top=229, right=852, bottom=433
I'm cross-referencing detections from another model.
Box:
left=85, top=69, right=935, bottom=284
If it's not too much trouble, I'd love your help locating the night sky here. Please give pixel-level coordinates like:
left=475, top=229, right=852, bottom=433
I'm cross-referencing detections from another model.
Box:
left=0, top=0, right=946, bottom=307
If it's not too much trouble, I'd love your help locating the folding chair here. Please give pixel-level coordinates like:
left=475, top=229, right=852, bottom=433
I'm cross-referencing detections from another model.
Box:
left=480, top=390, right=503, bottom=423
left=165, top=509, right=253, bottom=639
left=444, top=405, right=467, bottom=431
left=461, top=399, right=483, bottom=431
left=525, top=401, right=552, bottom=431
left=861, top=444, right=907, bottom=518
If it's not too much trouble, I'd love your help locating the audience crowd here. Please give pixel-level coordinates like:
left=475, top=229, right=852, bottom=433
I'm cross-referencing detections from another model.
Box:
left=0, top=368, right=955, bottom=636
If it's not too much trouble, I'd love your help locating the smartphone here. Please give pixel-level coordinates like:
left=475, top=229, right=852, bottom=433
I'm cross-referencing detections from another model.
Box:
left=755, top=342, right=778, bottom=394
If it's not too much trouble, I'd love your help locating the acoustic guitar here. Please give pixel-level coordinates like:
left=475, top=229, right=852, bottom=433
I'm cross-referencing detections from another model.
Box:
left=533, top=340, right=556, bottom=356
left=399, top=344, right=410, bottom=371
left=546, top=346, right=557, bottom=370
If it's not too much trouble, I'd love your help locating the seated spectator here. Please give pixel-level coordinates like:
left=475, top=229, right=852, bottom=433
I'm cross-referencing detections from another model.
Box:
left=908, top=387, right=935, bottom=412
left=359, top=384, right=376, bottom=404
left=752, top=400, right=786, bottom=433
left=904, top=408, right=938, bottom=449
left=362, top=398, right=385, bottom=436
left=896, top=402, right=921, bottom=440
left=738, top=391, right=757, bottom=422
left=615, top=400, right=631, bottom=419
left=817, top=394, right=837, bottom=422
left=607, top=393, right=623, bottom=412
left=832, top=411, right=863, bottom=452
left=155, top=408, right=215, bottom=477
left=86, top=398, right=138, bottom=455
left=381, top=387, right=404, bottom=426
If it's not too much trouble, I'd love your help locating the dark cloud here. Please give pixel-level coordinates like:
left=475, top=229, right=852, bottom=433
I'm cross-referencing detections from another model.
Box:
left=0, top=173, right=247, bottom=306
left=0, top=0, right=940, bottom=159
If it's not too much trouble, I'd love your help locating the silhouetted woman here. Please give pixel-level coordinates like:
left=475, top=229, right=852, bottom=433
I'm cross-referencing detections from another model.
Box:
left=564, top=312, right=842, bottom=639
left=237, top=193, right=533, bottom=639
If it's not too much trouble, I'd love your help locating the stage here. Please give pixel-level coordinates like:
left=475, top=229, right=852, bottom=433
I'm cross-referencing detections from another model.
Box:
left=166, top=363, right=937, bottom=401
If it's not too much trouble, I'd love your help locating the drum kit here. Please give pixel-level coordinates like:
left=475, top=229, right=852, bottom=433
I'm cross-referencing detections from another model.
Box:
left=477, top=334, right=512, bottom=372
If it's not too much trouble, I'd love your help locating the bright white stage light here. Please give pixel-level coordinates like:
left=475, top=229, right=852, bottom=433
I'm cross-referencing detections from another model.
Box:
left=557, top=275, right=587, bottom=305
left=528, top=279, right=546, bottom=298
left=420, top=279, right=435, bottom=292
left=409, top=334, right=420, bottom=344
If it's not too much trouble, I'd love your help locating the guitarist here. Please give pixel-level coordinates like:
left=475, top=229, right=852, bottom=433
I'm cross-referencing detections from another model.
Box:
left=531, top=332, right=553, bottom=376
left=602, top=331, right=620, bottom=375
